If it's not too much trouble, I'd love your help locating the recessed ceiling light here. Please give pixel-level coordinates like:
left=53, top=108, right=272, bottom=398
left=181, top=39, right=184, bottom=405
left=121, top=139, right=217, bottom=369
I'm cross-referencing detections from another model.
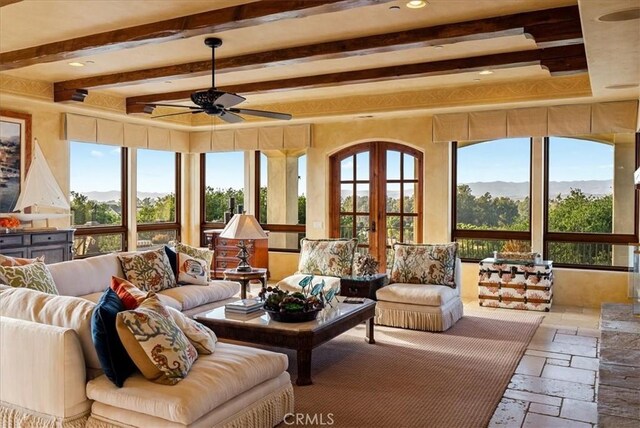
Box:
left=434, top=45, right=444, bottom=50
left=473, top=78, right=481, bottom=82
left=389, top=5, right=401, bottom=11
left=605, top=83, right=639, bottom=90
left=598, top=8, right=640, bottom=22
left=479, top=70, right=493, bottom=75
left=68, top=62, right=85, bottom=67
left=406, top=1, right=426, bottom=9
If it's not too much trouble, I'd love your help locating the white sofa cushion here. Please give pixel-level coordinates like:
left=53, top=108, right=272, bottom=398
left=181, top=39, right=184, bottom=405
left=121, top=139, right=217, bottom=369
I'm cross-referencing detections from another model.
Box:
left=159, top=281, right=239, bottom=311
left=47, top=253, right=124, bottom=297
left=276, top=274, right=340, bottom=294
left=0, top=287, right=101, bottom=370
left=86, top=342, right=288, bottom=425
left=376, top=283, right=459, bottom=307
left=80, top=290, right=182, bottom=311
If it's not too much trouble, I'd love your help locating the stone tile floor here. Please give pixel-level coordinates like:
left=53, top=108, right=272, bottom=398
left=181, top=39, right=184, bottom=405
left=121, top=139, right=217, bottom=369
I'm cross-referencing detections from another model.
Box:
left=461, top=300, right=602, bottom=428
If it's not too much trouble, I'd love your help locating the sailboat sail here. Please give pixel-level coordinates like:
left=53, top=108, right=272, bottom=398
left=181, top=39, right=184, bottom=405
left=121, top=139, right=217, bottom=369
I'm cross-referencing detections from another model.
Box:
left=7, top=142, right=69, bottom=220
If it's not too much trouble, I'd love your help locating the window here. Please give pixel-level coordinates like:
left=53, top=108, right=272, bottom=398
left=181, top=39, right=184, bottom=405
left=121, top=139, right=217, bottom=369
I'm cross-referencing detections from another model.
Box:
left=136, top=149, right=181, bottom=250
left=256, top=151, right=306, bottom=251
left=453, top=138, right=531, bottom=260
left=200, top=152, right=245, bottom=243
left=70, top=142, right=127, bottom=257
left=544, top=135, right=639, bottom=269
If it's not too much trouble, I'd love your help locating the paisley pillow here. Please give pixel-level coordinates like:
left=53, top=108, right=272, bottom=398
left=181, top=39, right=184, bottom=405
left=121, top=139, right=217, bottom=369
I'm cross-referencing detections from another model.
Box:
left=116, top=295, right=197, bottom=385
left=0, top=261, right=59, bottom=295
left=297, top=238, right=358, bottom=277
left=175, top=243, right=213, bottom=271
left=117, top=247, right=176, bottom=292
left=389, top=243, right=458, bottom=288
left=166, top=306, right=217, bottom=354
left=177, top=252, right=209, bottom=285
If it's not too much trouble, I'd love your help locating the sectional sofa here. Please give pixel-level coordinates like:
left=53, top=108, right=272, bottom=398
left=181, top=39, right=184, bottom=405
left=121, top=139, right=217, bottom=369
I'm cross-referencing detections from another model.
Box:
left=0, top=252, right=294, bottom=427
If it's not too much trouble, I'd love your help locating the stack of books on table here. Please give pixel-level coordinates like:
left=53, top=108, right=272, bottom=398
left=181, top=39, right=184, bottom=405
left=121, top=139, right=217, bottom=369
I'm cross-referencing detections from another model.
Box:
left=225, top=299, right=264, bottom=315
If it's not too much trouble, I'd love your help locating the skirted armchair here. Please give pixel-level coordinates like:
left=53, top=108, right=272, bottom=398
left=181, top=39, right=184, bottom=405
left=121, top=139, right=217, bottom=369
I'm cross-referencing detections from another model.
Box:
left=375, top=243, right=463, bottom=332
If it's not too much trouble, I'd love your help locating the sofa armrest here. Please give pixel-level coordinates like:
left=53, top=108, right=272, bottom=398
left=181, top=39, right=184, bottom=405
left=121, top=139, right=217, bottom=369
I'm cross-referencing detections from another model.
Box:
left=0, top=316, right=91, bottom=419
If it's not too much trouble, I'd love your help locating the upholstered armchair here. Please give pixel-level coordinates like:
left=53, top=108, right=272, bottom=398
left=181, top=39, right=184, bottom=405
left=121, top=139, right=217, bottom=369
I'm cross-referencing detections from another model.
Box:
left=276, top=238, right=358, bottom=294
left=375, top=243, right=463, bottom=332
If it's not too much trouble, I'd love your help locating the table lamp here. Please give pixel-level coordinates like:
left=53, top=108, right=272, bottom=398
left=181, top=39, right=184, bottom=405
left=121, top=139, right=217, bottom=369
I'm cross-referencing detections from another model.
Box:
left=219, top=213, right=268, bottom=272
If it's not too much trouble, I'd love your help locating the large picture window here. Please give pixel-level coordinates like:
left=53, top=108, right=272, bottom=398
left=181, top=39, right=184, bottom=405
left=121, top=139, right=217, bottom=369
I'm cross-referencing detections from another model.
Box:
left=256, top=151, right=306, bottom=251
left=452, top=138, right=531, bottom=260
left=70, top=142, right=127, bottom=257
left=136, top=149, right=180, bottom=250
left=544, top=135, right=639, bottom=269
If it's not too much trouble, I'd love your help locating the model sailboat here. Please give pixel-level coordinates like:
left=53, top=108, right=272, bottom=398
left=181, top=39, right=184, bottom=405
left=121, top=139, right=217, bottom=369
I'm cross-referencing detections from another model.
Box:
left=1, top=140, right=69, bottom=222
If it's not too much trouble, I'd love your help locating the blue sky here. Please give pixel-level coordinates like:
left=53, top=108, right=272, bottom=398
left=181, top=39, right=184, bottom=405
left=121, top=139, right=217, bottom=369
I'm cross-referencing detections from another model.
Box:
left=457, top=137, right=614, bottom=183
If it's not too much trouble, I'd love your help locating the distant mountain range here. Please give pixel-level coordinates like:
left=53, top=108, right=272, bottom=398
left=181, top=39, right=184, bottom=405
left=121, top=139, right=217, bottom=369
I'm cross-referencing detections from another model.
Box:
left=81, top=191, right=168, bottom=202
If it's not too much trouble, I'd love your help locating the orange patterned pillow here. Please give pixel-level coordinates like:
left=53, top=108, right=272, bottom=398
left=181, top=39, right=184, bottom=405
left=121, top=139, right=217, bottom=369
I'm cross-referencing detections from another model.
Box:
left=110, top=276, right=147, bottom=310
left=0, top=254, right=45, bottom=267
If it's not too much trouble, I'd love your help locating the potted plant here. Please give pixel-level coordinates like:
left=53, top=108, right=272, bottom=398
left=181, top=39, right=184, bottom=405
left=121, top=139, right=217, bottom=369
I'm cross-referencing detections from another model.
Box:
left=259, top=275, right=337, bottom=322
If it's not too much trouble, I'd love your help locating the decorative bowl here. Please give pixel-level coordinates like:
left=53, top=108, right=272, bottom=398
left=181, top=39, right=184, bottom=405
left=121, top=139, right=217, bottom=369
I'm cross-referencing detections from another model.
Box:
left=264, top=307, right=322, bottom=323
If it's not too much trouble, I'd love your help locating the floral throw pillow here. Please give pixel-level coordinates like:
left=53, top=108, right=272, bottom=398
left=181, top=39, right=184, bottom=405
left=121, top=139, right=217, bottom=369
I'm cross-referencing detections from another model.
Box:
left=297, top=238, right=358, bottom=277
left=118, top=248, right=176, bottom=292
left=177, top=252, right=209, bottom=285
left=166, top=306, right=217, bottom=355
left=175, top=243, right=213, bottom=271
left=0, top=261, right=59, bottom=294
left=116, top=295, right=197, bottom=385
left=389, top=243, right=458, bottom=288
left=0, top=254, right=45, bottom=267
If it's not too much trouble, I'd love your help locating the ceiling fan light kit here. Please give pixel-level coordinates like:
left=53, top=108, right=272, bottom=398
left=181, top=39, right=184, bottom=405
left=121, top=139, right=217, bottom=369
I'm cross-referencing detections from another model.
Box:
left=145, top=37, right=292, bottom=123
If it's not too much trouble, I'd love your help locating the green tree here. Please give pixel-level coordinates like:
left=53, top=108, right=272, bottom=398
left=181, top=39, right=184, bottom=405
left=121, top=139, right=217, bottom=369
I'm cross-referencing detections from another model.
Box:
left=548, top=189, right=612, bottom=233
left=205, top=187, right=244, bottom=222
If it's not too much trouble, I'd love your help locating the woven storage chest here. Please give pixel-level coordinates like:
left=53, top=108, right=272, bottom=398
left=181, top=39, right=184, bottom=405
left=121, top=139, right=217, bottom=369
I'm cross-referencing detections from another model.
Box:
left=478, top=257, right=553, bottom=312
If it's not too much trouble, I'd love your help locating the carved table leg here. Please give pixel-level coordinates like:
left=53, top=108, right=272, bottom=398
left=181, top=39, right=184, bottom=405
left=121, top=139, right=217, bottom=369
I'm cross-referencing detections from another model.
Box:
left=366, top=317, right=375, bottom=344
left=296, top=348, right=313, bottom=386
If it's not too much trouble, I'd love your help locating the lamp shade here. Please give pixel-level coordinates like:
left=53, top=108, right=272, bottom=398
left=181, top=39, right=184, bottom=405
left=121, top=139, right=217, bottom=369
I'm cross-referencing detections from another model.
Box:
left=219, top=214, right=268, bottom=240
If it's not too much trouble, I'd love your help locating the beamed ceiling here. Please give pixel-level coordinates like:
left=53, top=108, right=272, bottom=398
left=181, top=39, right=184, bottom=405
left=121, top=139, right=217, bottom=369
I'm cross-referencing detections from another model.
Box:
left=0, top=0, right=638, bottom=126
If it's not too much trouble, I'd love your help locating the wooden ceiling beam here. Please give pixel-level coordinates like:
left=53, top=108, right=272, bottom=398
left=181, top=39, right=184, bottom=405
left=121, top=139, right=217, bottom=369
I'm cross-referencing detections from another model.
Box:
left=55, top=5, right=581, bottom=98
left=126, top=44, right=587, bottom=113
left=0, top=0, right=23, bottom=7
left=0, top=0, right=392, bottom=71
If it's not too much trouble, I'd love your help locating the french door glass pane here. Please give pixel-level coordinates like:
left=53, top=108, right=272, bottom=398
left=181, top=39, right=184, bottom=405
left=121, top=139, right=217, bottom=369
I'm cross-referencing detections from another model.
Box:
left=387, top=215, right=401, bottom=246
left=386, top=248, right=395, bottom=271
left=341, top=156, right=354, bottom=180
left=403, top=217, right=416, bottom=243
left=387, top=183, right=400, bottom=212
left=387, top=150, right=400, bottom=179
left=356, top=152, right=369, bottom=181
left=403, top=153, right=416, bottom=179
left=356, top=183, right=369, bottom=212
left=340, top=184, right=353, bottom=212
left=340, top=215, right=353, bottom=238
left=356, top=215, right=369, bottom=244
left=404, top=182, right=415, bottom=213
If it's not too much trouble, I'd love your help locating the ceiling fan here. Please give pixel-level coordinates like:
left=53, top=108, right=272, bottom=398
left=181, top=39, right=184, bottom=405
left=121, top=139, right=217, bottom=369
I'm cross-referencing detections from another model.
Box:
left=142, top=38, right=292, bottom=123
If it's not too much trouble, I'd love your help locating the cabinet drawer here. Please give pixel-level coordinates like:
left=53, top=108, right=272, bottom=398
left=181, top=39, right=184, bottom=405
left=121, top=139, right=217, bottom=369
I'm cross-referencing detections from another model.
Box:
left=31, top=233, right=69, bottom=245
left=215, top=260, right=238, bottom=270
left=0, top=235, right=24, bottom=247
left=0, top=248, right=27, bottom=258
left=340, top=284, right=369, bottom=298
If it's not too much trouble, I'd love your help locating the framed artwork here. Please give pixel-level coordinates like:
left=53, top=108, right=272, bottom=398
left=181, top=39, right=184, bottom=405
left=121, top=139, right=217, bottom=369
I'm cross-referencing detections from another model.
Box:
left=0, top=110, right=32, bottom=213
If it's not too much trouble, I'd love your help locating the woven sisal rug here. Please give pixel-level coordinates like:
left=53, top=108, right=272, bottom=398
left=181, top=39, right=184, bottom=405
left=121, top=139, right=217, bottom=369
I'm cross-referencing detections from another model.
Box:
left=280, top=309, right=542, bottom=428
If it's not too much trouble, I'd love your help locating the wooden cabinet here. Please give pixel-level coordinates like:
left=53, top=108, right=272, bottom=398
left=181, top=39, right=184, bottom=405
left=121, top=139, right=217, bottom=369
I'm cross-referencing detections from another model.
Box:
left=340, top=274, right=388, bottom=300
left=0, top=229, right=75, bottom=263
left=204, top=229, right=269, bottom=279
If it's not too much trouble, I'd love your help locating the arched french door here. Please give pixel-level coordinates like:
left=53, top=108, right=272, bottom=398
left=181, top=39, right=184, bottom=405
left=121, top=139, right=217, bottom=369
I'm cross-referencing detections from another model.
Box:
left=329, top=142, right=423, bottom=270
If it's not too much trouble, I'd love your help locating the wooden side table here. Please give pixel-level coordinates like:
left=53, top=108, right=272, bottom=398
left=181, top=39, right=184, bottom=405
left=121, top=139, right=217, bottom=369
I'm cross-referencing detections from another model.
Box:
left=340, top=273, right=388, bottom=300
left=223, top=268, right=267, bottom=299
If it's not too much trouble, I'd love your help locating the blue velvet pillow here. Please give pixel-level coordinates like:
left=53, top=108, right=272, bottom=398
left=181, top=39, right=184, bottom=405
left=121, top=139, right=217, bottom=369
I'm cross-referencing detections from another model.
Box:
left=164, top=246, right=178, bottom=278
left=91, top=288, right=136, bottom=387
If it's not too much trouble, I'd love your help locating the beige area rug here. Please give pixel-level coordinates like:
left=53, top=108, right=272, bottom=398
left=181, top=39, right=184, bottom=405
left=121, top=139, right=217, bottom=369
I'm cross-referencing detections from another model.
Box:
left=279, top=310, right=542, bottom=428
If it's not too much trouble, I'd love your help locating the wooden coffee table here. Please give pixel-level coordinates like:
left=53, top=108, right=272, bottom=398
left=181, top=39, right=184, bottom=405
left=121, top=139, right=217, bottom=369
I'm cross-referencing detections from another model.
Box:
left=195, top=298, right=376, bottom=386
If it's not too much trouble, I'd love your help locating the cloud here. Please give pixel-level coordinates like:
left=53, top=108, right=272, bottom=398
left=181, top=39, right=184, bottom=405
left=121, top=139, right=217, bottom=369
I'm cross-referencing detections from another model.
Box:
left=90, top=150, right=104, bottom=158
left=110, top=148, right=120, bottom=155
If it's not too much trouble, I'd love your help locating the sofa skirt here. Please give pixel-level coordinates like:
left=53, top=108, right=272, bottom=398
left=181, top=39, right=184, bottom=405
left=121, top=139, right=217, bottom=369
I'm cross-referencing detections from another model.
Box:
left=0, top=402, right=89, bottom=428
left=375, top=298, right=464, bottom=332
left=85, top=380, right=294, bottom=428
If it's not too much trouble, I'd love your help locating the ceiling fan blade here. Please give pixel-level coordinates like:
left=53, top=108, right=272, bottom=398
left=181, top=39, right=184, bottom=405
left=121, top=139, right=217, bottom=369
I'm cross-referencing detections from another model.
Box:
left=218, top=110, right=244, bottom=124
left=228, top=108, right=292, bottom=121
left=138, top=102, right=200, bottom=109
left=216, top=92, right=245, bottom=108
left=151, top=110, right=203, bottom=119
